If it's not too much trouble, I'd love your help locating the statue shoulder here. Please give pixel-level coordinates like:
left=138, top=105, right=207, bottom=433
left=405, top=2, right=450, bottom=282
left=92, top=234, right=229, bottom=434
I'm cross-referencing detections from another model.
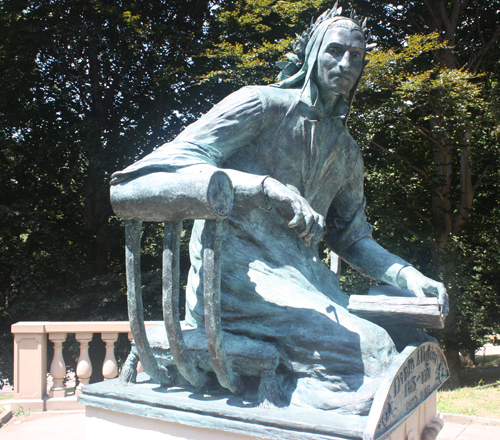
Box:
left=208, top=86, right=289, bottom=118
left=239, top=85, right=299, bottom=114
left=340, top=127, right=364, bottom=174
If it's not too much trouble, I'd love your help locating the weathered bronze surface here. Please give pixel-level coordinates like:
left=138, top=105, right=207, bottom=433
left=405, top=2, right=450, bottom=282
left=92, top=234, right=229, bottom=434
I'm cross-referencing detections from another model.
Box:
left=105, top=3, right=450, bottom=425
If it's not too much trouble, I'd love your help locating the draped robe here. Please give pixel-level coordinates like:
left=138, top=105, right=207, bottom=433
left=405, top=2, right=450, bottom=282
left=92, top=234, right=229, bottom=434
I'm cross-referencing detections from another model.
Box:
left=111, top=85, right=402, bottom=413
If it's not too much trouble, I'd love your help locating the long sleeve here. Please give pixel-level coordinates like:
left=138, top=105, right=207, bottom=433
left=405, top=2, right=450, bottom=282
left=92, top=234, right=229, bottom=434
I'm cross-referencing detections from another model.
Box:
left=110, top=87, right=271, bottom=212
left=324, top=152, right=410, bottom=285
left=110, top=87, right=265, bottom=185
left=324, top=153, right=372, bottom=256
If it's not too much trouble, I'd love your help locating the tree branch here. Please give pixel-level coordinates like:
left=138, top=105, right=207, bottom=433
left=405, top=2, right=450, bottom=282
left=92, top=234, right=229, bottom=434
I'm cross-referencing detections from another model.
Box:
left=471, top=25, right=500, bottom=73
left=452, top=142, right=473, bottom=235
left=394, top=195, right=433, bottom=228
left=472, top=164, right=491, bottom=191
left=423, top=0, right=443, bottom=33
left=459, top=0, right=471, bottom=16
left=369, top=140, right=431, bottom=182
left=439, top=0, right=454, bottom=41
left=404, top=117, right=448, bottom=155
left=460, top=240, right=499, bottom=269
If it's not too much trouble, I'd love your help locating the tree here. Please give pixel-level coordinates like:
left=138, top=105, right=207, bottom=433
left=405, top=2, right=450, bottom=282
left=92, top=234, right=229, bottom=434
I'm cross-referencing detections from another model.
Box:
left=0, top=0, right=351, bottom=385
left=201, top=1, right=500, bottom=387
left=1, top=0, right=498, bottom=390
left=200, top=0, right=333, bottom=87
left=0, top=0, right=218, bottom=383
left=349, top=0, right=500, bottom=387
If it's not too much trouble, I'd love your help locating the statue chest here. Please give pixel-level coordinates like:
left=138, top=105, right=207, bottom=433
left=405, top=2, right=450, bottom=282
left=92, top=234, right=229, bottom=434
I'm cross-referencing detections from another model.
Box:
left=265, top=114, right=354, bottom=214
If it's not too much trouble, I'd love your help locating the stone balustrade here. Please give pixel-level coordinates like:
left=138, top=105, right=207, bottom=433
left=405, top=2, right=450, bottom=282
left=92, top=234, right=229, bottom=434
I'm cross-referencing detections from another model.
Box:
left=10, top=321, right=161, bottom=412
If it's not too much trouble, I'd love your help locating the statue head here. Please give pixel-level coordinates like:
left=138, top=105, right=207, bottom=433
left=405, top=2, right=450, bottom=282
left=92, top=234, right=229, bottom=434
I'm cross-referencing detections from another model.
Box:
left=314, top=19, right=366, bottom=97
left=277, top=3, right=373, bottom=123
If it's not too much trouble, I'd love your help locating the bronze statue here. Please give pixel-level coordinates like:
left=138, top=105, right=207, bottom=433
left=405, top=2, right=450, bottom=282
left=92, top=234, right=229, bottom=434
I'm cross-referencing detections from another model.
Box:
left=110, top=5, right=448, bottom=415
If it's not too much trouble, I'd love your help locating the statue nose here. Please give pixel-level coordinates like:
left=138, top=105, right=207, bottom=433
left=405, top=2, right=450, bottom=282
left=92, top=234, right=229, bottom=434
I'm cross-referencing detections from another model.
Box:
left=339, top=52, right=351, bottom=72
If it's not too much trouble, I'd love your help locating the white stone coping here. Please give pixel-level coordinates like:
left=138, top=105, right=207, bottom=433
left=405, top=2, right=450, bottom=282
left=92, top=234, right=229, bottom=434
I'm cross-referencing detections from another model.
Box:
left=0, top=407, right=13, bottom=425
left=11, top=321, right=163, bottom=334
left=439, top=412, right=500, bottom=427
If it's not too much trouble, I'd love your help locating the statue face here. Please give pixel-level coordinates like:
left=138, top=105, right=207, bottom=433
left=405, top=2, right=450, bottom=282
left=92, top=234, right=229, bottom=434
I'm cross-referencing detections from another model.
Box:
left=315, top=24, right=365, bottom=97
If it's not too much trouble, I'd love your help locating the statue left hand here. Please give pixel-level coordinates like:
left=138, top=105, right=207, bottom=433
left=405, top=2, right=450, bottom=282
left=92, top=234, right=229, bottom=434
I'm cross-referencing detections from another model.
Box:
left=398, top=266, right=449, bottom=318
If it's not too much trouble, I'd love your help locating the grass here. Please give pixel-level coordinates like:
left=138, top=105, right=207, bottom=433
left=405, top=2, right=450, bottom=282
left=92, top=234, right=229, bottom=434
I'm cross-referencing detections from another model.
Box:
left=438, top=355, right=500, bottom=419
left=11, top=404, right=30, bottom=417
left=0, top=384, right=75, bottom=404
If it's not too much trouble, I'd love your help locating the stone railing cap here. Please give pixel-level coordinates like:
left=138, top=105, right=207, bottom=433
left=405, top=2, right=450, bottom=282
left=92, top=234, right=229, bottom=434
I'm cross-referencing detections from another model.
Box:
left=11, top=321, right=162, bottom=334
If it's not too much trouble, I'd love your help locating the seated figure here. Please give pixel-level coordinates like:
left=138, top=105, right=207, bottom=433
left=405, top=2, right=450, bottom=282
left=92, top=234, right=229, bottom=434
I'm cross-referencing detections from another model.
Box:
left=110, top=6, right=448, bottom=414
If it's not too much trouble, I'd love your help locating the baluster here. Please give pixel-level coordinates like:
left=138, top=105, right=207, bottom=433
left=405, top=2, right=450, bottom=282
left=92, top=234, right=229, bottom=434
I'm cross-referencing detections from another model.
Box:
left=102, top=332, right=118, bottom=380
left=128, top=331, right=144, bottom=373
left=330, top=251, right=341, bottom=274
left=75, top=332, right=93, bottom=395
left=49, top=332, right=67, bottom=397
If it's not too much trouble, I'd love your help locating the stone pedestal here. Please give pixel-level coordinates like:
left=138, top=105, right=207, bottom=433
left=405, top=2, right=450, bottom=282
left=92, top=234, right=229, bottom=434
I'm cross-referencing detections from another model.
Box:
left=13, top=325, right=47, bottom=412
left=84, top=405, right=310, bottom=440
left=84, top=396, right=441, bottom=440
left=80, top=342, right=448, bottom=440
left=81, top=380, right=440, bottom=440
left=80, top=375, right=365, bottom=439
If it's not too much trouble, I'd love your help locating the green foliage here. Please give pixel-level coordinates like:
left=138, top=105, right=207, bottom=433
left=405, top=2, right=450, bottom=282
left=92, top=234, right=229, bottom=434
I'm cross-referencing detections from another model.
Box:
left=200, top=0, right=330, bottom=87
left=350, top=30, right=500, bottom=359
left=0, top=0, right=498, bottom=388
left=12, top=404, right=30, bottom=417
left=0, top=0, right=213, bottom=384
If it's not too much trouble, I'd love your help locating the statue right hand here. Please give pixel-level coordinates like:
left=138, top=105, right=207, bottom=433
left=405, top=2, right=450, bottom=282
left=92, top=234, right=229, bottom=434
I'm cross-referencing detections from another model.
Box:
left=263, top=177, right=324, bottom=246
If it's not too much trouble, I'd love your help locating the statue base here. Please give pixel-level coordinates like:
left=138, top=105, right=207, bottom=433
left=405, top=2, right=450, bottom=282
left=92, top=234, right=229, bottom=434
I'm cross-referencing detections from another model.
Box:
left=79, top=342, right=448, bottom=440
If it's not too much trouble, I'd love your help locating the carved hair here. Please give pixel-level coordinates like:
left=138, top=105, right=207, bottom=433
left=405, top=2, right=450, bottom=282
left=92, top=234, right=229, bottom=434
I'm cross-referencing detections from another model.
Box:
left=290, top=3, right=371, bottom=68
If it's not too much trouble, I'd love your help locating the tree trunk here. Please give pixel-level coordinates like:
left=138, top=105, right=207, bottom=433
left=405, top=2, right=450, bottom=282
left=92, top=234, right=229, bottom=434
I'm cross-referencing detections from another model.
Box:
left=82, top=159, right=111, bottom=275
left=437, top=299, right=462, bottom=387
left=442, top=349, right=461, bottom=390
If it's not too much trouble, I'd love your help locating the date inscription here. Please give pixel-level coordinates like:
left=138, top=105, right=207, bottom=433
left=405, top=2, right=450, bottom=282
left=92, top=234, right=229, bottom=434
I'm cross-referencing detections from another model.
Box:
left=377, top=342, right=449, bottom=432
